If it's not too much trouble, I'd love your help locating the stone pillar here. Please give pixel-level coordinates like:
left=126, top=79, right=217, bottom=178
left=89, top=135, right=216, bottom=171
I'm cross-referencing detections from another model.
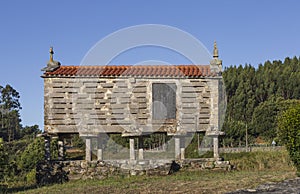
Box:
left=97, top=135, right=103, bottom=161
left=180, top=137, right=185, bottom=160
left=129, top=138, right=135, bottom=160
left=213, top=136, right=219, bottom=159
left=206, top=130, right=224, bottom=159
left=180, top=148, right=185, bottom=160
left=58, top=139, right=65, bottom=160
left=97, top=149, right=103, bottom=161
left=138, top=136, right=144, bottom=160
left=44, top=136, right=51, bottom=161
left=85, top=137, right=92, bottom=162
left=138, top=149, right=144, bottom=160
left=174, top=137, right=180, bottom=159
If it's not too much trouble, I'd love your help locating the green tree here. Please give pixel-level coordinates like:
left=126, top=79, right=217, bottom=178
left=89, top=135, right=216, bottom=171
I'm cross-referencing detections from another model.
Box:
left=251, top=98, right=278, bottom=142
left=0, top=84, right=22, bottom=142
left=20, top=125, right=41, bottom=140
left=277, top=102, right=300, bottom=173
left=222, top=119, right=248, bottom=147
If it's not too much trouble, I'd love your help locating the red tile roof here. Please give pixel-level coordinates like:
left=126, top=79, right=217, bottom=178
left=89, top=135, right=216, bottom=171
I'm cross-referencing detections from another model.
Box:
left=43, top=65, right=215, bottom=78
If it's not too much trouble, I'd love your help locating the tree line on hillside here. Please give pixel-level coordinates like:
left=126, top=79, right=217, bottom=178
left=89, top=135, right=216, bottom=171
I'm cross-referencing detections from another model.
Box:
left=222, top=56, right=300, bottom=147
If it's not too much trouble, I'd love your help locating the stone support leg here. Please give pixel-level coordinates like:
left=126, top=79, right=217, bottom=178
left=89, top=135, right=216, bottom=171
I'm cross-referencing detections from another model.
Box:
left=85, top=137, right=92, bottom=162
left=180, top=137, right=185, bottom=160
left=213, top=136, right=219, bottom=159
left=58, top=139, right=65, bottom=160
left=44, top=136, right=51, bottom=161
left=129, top=138, right=135, bottom=160
left=97, top=149, right=103, bottom=161
left=138, top=149, right=144, bottom=160
left=175, top=137, right=180, bottom=160
left=97, top=135, right=103, bottom=161
left=180, top=148, right=185, bottom=160
left=138, top=136, right=144, bottom=160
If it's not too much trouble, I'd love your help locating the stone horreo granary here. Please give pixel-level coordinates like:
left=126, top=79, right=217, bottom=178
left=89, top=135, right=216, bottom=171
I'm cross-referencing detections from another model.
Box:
left=41, top=42, right=225, bottom=164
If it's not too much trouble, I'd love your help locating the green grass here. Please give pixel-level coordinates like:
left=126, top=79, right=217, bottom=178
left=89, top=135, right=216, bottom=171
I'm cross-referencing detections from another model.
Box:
left=12, top=169, right=296, bottom=194
left=220, top=149, right=293, bottom=171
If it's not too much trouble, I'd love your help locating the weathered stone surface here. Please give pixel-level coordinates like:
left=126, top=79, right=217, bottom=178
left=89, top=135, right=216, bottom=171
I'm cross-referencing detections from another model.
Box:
left=44, top=78, right=222, bottom=142
left=37, top=158, right=231, bottom=182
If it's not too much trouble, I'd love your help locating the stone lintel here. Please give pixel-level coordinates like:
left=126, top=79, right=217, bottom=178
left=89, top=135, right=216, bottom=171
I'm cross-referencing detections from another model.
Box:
left=206, top=131, right=225, bottom=137
left=79, top=133, right=99, bottom=137
left=122, top=132, right=142, bottom=137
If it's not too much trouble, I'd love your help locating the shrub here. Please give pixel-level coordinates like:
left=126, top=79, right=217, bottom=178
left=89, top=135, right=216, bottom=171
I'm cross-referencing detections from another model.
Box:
left=26, top=168, right=36, bottom=184
left=17, top=138, right=44, bottom=172
left=277, top=103, right=300, bottom=173
left=0, top=138, right=8, bottom=181
left=17, top=137, right=60, bottom=173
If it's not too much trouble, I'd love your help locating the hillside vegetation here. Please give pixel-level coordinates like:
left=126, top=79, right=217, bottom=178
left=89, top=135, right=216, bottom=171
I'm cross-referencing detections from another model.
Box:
left=222, top=57, right=300, bottom=146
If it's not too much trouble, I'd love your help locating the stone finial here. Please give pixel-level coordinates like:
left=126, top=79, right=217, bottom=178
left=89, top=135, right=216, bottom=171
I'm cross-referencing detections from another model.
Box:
left=41, top=46, right=61, bottom=72
left=49, top=47, right=54, bottom=62
left=210, top=41, right=222, bottom=74
left=213, top=41, right=219, bottom=58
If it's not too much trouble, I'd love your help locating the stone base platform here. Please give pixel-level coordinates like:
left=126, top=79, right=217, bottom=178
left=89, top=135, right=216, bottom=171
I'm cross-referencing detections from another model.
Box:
left=37, top=158, right=232, bottom=181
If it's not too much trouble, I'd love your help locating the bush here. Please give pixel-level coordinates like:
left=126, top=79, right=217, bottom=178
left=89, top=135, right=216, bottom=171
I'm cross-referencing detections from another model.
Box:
left=17, top=138, right=44, bottom=172
left=0, top=138, right=8, bottom=181
left=17, top=137, right=59, bottom=173
left=277, top=103, right=300, bottom=173
left=26, top=168, right=36, bottom=184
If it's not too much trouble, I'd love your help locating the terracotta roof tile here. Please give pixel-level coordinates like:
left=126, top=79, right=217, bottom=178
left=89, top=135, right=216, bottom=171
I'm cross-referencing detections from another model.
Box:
left=43, top=65, right=215, bottom=78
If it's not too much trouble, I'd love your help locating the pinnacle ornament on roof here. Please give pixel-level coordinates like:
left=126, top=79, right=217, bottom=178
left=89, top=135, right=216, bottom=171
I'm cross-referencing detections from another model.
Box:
left=210, top=41, right=222, bottom=74
left=213, top=41, right=219, bottom=58
left=49, top=47, right=54, bottom=62
left=41, top=46, right=61, bottom=72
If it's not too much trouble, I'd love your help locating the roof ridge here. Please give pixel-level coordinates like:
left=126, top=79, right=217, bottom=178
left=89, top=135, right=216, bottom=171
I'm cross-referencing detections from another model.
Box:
left=59, top=64, right=209, bottom=67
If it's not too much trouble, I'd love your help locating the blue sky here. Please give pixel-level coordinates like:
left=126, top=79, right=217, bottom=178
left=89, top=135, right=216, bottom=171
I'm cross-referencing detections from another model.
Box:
left=0, top=0, right=299, bottom=129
